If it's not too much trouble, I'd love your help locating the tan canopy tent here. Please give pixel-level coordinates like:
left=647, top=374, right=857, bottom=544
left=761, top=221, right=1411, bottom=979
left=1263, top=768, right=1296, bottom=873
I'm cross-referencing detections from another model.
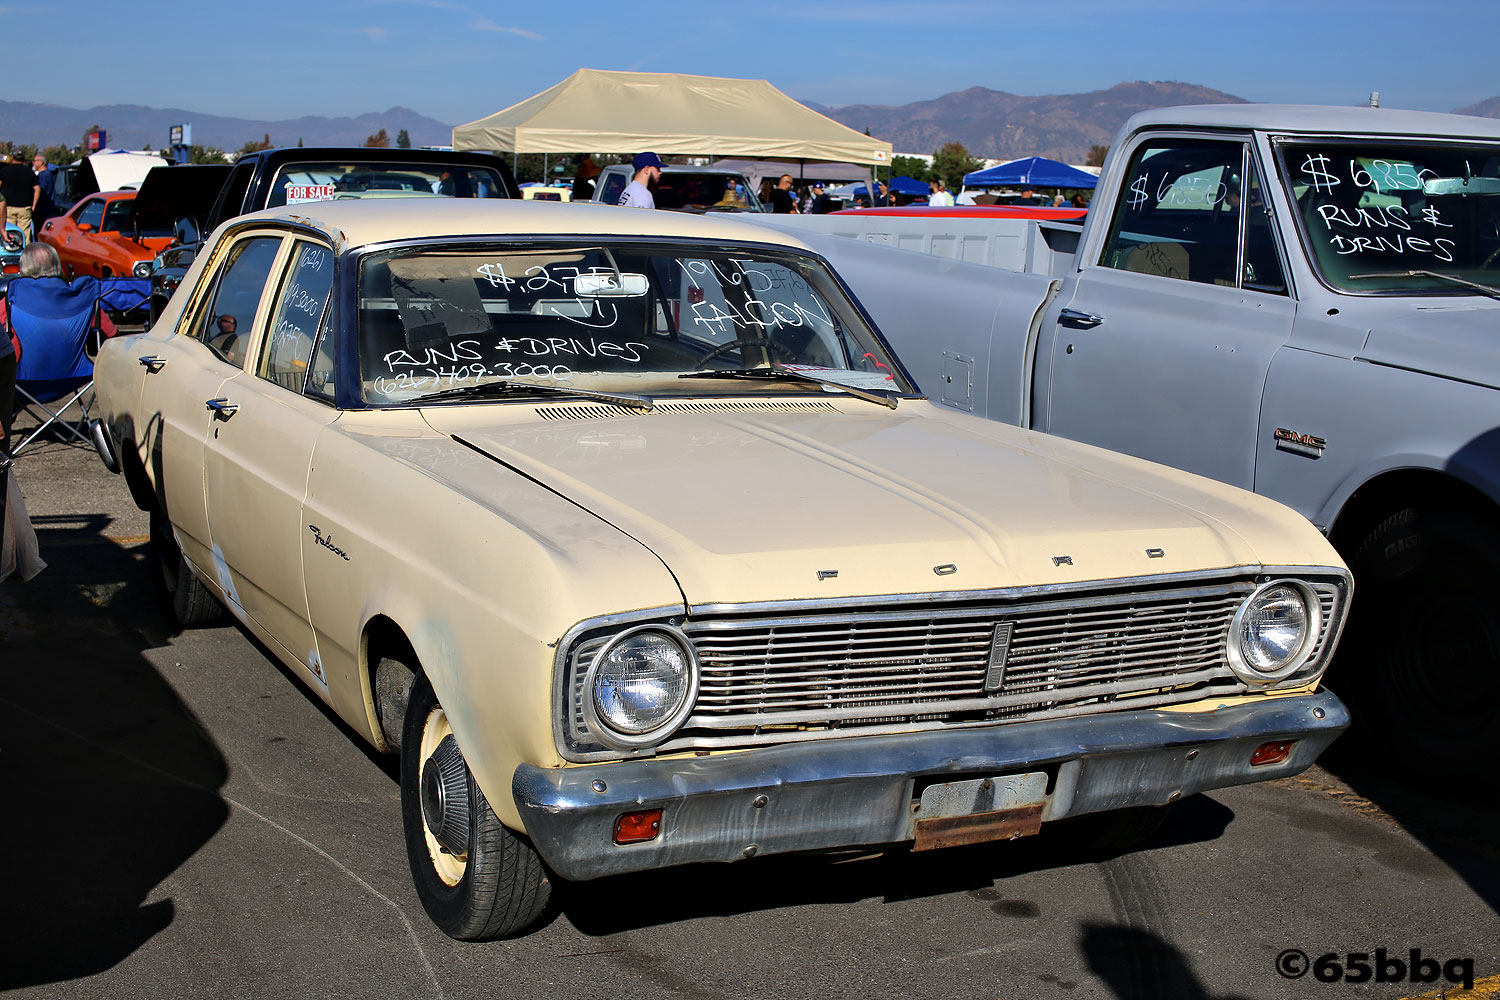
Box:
left=452, top=68, right=892, bottom=166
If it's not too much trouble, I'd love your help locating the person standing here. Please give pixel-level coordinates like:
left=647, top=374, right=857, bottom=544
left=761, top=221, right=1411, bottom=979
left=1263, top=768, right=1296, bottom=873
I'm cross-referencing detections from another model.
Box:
left=618, top=152, right=664, bottom=209
left=807, top=182, right=834, bottom=215
left=927, top=180, right=955, bottom=207
left=0, top=151, right=39, bottom=243
left=768, top=174, right=798, bottom=213
left=31, top=154, right=57, bottom=230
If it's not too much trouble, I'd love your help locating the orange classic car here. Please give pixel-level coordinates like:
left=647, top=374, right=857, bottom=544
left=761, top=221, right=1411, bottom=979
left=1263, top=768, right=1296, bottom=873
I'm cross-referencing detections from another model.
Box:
left=39, top=189, right=171, bottom=281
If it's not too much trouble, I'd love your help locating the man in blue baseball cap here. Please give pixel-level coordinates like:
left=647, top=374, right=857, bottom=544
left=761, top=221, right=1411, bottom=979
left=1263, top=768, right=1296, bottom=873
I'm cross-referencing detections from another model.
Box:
left=618, top=152, right=665, bottom=208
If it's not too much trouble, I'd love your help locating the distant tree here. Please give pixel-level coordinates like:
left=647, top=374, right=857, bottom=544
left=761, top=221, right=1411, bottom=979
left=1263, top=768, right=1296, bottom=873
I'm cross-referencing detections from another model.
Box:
left=297, top=137, right=304, bottom=147
left=511, top=153, right=547, bottom=183
left=364, top=128, right=390, bottom=148
left=1086, top=144, right=1109, bottom=167
left=41, top=144, right=74, bottom=166
left=397, top=129, right=411, bottom=149
left=931, top=141, right=982, bottom=191
left=890, top=154, right=931, bottom=182
left=189, top=146, right=229, bottom=164
left=238, top=133, right=273, bottom=156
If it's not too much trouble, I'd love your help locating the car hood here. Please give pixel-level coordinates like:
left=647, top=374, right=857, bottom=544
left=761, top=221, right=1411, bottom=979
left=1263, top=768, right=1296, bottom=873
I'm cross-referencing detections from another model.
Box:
left=422, top=401, right=1332, bottom=606
left=1359, top=299, right=1500, bottom=390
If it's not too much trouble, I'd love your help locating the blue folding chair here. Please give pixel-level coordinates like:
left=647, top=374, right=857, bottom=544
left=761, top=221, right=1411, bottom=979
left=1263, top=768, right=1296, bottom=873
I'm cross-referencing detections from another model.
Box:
left=7, top=275, right=102, bottom=455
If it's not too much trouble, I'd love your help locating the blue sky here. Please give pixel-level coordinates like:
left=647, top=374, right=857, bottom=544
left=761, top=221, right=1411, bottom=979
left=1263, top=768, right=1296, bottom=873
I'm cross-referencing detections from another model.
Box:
left=5, top=0, right=1496, bottom=123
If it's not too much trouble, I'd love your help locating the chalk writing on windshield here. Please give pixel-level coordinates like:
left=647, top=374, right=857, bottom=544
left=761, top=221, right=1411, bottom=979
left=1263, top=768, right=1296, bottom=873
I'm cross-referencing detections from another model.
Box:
left=371, top=333, right=655, bottom=396
left=473, top=261, right=623, bottom=329
left=1299, top=153, right=1456, bottom=262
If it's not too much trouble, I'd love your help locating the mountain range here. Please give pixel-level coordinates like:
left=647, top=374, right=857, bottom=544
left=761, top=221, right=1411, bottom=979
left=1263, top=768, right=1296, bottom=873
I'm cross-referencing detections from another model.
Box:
left=3, top=82, right=1499, bottom=162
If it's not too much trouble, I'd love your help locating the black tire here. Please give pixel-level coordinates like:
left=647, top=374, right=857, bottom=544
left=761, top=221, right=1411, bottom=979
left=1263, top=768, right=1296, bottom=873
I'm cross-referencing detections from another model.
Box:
left=400, top=673, right=551, bottom=940
left=149, top=508, right=223, bottom=627
left=1337, top=505, right=1500, bottom=779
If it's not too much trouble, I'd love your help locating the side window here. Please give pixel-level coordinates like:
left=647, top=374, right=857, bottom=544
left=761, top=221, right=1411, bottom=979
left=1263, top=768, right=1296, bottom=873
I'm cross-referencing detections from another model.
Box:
left=598, top=172, right=627, bottom=204
left=1100, top=138, right=1245, bottom=287
left=259, top=242, right=335, bottom=394
left=208, top=161, right=256, bottom=231
left=74, top=199, right=105, bottom=230
left=101, top=199, right=133, bottom=233
left=194, top=236, right=283, bottom=368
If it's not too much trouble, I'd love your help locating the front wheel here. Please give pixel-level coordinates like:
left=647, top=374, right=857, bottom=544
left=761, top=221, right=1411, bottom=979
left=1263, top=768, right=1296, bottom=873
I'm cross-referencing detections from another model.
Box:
left=1338, top=504, right=1500, bottom=779
left=400, top=673, right=551, bottom=940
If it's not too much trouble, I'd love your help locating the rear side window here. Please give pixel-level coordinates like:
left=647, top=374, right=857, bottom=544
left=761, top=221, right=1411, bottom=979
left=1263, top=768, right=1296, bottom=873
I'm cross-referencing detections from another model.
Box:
left=260, top=241, right=336, bottom=394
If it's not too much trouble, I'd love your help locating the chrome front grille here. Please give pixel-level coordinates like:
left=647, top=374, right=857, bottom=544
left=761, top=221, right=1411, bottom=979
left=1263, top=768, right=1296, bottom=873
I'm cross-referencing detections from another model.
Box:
left=558, top=573, right=1349, bottom=761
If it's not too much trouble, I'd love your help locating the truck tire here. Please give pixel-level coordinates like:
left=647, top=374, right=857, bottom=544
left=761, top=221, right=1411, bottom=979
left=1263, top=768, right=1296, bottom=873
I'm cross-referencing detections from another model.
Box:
left=150, top=508, right=223, bottom=627
left=401, top=672, right=551, bottom=940
left=1343, top=505, right=1500, bottom=778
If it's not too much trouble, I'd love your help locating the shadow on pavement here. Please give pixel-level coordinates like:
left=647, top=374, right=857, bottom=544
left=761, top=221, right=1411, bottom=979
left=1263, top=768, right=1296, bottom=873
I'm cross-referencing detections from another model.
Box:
left=1313, top=736, right=1500, bottom=919
left=555, top=793, right=1234, bottom=937
left=0, top=516, right=230, bottom=991
left=1081, top=924, right=1256, bottom=1000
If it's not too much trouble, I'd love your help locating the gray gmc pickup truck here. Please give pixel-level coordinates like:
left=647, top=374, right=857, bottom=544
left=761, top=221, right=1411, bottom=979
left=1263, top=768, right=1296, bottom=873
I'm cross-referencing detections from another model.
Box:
left=762, top=104, right=1500, bottom=779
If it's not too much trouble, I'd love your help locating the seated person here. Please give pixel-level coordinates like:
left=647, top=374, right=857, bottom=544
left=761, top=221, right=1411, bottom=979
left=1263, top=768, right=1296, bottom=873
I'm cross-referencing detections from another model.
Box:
left=0, top=243, right=116, bottom=452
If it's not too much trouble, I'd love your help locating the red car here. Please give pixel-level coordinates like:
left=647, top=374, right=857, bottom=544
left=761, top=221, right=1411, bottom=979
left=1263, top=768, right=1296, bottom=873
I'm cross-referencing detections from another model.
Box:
left=39, top=189, right=171, bottom=281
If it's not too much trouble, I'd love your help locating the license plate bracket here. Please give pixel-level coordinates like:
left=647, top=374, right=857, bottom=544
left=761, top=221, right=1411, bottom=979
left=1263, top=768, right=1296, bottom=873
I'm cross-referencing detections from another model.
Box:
left=912, top=772, right=1048, bottom=851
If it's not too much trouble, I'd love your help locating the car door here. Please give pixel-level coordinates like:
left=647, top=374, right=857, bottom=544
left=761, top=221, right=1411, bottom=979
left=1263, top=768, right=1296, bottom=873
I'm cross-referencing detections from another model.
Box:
left=1038, top=135, right=1296, bottom=491
left=53, top=196, right=104, bottom=278
left=202, top=238, right=340, bottom=683
left=135, top=232, right=284, bottom=581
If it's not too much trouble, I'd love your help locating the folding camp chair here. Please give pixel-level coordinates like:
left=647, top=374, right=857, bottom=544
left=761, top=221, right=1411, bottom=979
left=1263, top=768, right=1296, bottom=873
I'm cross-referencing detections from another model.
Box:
left=7, top=275, right=102, bottom=455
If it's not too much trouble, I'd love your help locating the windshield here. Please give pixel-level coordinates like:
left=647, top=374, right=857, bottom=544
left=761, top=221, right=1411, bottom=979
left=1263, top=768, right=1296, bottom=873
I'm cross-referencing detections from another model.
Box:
left=654, top=173, right=763, bottom=212
left=266, top=161, right=508, bottom=207
left=357, top=243, right=908, bottom=405
left=1277, top=140, right=1500, bottom=293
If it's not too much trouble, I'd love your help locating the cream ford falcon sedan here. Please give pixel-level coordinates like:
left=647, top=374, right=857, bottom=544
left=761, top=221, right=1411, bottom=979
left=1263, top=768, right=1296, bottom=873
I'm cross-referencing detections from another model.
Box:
left=90, top=199, right=1352, bottom=940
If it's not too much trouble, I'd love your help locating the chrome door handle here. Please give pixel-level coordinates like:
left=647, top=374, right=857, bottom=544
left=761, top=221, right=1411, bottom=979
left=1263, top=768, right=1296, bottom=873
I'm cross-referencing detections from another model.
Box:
left=1058, top=308, right=1104, bottom=328
left=138, top=355, right=166, bottom=371
left=205, top=398, right=239, bottom=419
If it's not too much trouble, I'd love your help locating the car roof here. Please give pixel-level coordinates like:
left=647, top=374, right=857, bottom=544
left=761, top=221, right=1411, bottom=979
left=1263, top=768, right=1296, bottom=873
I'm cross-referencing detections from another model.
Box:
left=1123, top=103, right=1500, bottom=141
left=230, top=198, right=812, bottom=251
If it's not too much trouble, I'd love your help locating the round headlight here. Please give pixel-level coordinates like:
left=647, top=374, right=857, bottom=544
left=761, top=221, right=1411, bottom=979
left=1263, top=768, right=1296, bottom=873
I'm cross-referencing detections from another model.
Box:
left=586, top=626, right=697, bottom=746
left=1228, top=580, right=1320, bottom=683
left=133, top=260, right=154, bottom=278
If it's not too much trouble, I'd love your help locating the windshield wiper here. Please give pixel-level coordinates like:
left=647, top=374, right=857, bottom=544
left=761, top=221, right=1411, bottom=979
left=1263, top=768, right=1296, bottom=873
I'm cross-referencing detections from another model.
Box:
left=1348, top=270, right=1500, bottom=301
left=408, top=379, right=654, bottom=412
left=679, top=366, right=899, bottom=409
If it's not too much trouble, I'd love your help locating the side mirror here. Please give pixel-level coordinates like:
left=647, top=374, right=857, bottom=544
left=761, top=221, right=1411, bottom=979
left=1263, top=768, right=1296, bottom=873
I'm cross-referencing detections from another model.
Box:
left=77, top=223, right=95, bottom=233
left=173, top=216, right=201, bottom=246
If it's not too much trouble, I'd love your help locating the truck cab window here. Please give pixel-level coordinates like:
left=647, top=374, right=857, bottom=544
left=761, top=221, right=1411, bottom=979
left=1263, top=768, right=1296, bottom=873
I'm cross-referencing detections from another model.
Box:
left=1101, top=138, right=1273, bottom=290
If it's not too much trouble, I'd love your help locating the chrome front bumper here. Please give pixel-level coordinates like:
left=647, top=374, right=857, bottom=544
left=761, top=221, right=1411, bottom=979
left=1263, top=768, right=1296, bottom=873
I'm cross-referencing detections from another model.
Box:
left=513, top=690, right=1347, bottom=881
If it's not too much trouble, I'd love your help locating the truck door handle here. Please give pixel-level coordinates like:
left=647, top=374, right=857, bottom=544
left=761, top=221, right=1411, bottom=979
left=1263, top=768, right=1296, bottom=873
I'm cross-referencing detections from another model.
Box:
left=205, top=398, right=239, bottom=419
left=138, top=355, right=166, bottom=371
left=1059, top=308, right=1104, bottom=328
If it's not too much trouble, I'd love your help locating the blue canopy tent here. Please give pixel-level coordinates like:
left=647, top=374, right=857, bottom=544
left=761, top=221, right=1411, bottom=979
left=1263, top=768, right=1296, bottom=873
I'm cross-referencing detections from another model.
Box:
left=842, top=175, right=930, bottom=200
left=963, top=157, right=1098, bottom=189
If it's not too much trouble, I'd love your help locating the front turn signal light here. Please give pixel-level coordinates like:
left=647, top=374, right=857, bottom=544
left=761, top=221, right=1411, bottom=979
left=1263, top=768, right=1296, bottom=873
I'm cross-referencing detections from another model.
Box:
left=613, top=809, right=663, bottom=845
left=1250, top=740, right=1296, bottom=767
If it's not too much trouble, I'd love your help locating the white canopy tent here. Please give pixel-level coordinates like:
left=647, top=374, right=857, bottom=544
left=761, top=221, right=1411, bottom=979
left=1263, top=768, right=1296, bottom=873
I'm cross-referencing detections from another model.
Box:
left=452, top=69, right=892, bottom=167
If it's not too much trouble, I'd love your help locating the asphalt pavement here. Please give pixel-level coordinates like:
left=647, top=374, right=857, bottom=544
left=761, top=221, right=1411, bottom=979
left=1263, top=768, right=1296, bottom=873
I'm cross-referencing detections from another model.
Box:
left=2, top=406, right=1497, bottom=1000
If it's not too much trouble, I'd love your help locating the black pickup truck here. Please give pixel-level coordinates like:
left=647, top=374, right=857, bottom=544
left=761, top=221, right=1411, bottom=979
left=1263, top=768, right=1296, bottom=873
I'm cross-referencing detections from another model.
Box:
left=148, top=147, right=519, bottom=321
